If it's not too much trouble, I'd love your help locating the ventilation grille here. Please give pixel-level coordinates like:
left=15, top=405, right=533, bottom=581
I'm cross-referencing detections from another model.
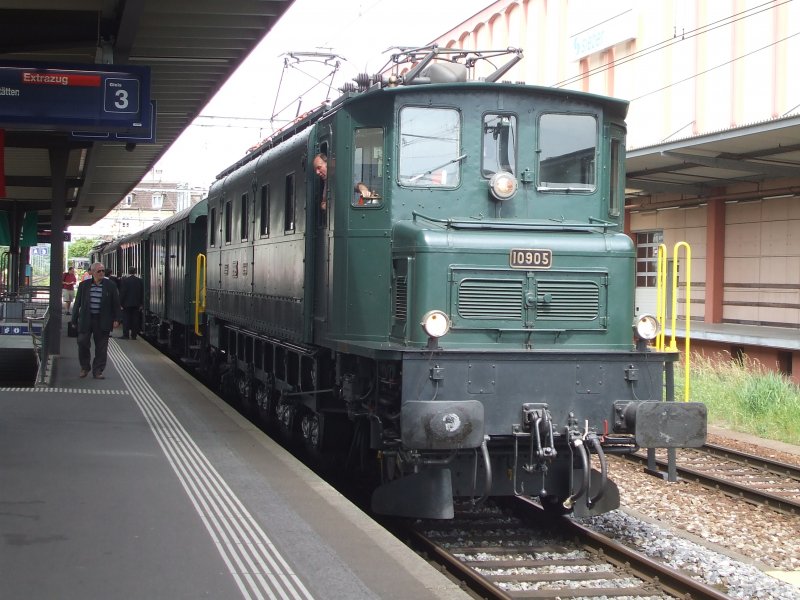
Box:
left=458, top=279, right=523, bottom=319
left=536, top=280, right=599, bottom=320
left=394, top=276, right=408, bottom=320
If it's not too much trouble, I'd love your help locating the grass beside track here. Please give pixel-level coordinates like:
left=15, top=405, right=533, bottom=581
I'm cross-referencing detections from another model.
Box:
left=675, top=354, right=800, bottom=445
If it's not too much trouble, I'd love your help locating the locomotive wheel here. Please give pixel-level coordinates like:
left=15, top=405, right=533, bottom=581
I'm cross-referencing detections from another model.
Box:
left=300, top=412, right=322, bottom=454
left=236, top=371, right=255, bottom=417
left=220, top=368, right=237, bottom=404
left=275, top=397, right=296, bottom=440
left=255, top=377, right=277, bottom=427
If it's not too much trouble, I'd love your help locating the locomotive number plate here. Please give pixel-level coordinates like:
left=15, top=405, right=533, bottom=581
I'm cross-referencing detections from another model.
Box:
left=509, top=248, right=552, bottom=269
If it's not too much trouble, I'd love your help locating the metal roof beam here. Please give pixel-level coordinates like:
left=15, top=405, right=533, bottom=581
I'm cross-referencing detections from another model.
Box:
left=626, top=178, right=711, bottom=195
left=4, top=176, right=83, bottom=188
left=663, top=151, right=800, bottom=179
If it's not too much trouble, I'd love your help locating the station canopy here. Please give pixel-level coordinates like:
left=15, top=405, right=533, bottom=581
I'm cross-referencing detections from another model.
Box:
left=0, top=0, right=294, bottom=230
left=626, top=113, right=800, bottom=200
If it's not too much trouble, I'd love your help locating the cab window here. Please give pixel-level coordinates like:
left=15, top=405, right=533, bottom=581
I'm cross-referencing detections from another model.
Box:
left=352, top=128, right=384, bottom=206
left=398, top=107, right=461, bottom=188
left=482, top=114, right=517, bottom=177
left=538, top=113, right=596, bottom=192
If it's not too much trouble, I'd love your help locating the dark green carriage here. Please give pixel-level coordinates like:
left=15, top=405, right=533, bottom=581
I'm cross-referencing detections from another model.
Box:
left=146, top=199, right=207, bottom=355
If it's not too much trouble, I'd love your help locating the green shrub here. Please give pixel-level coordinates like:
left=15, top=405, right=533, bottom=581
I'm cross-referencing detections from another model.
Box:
left=674, top=354, right=800, bottom=445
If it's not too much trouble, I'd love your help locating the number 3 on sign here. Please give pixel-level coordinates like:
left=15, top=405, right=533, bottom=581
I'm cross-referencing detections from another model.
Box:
left=114, top=89, right=129, bottom=110
left=103, top=78, right=139, bottom=114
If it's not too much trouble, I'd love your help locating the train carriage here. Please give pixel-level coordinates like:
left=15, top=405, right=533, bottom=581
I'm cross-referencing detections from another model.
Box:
left=117, top=229, right=148, bottom=282
left=145, top=199, right=208, bottom=357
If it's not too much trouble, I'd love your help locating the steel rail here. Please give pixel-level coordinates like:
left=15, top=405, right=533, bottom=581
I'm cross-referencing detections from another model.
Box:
left=627, top=444, right=800, bottom=515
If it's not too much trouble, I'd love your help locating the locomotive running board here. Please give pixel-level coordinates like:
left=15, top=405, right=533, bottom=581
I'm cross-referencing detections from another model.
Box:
left=371, top=468, right=454, bottom=519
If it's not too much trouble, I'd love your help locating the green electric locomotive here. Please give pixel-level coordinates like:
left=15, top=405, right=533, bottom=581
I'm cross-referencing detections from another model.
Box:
left=203, top=46, right=706, bottom=519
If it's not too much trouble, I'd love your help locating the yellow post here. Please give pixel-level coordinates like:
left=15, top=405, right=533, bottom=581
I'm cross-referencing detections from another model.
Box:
left=194, top=253, right=207, bottom=337
left=669, top=242, right=691, bottom=401
left=655, top=244, right=668, bottom=351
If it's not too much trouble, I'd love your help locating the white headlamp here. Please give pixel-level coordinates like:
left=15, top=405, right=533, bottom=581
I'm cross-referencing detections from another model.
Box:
left=421, top=310, right=451, bottom=338
left=489, top=171, right=518, bottom=201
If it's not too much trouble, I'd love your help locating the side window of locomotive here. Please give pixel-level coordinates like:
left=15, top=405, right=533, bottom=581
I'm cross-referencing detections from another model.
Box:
left=352, top=127, right=384, bottom=207
left=398, top=106, right=461, bottom=188
left=224, top=200, right=232, bottom=244
left=259, top=184, right=270, bottom=237
left=609, top=137, right=623, bottom=217
left=537, top=113, right=597, bottom=192
left=240, top=193, right=249, bottom=241
left=317, top=140, right=329, bottom=222
left=284, top=173, right=295, bottom=233
left=178, top=229, right=183, bottom=266
left=482, top=114, right=517, bottom=177
left=209, top=207, right=217, bottom=247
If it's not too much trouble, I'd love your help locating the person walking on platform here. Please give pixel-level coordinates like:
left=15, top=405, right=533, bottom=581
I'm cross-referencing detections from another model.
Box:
left=119, top=266, right=144, bottom=340
left=61, top=266, right=77, bottom=314
left=71, top=262, right=121, bottom=379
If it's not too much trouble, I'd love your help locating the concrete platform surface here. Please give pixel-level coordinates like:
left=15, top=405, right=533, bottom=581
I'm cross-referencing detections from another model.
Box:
left=0, top=324, right=471, bottom=600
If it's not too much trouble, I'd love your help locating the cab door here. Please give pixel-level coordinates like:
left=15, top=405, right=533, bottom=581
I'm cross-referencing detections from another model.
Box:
left=312, top=133, right=331, bottom=341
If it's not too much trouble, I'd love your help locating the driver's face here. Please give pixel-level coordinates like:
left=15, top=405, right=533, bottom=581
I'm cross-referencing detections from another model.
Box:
left=313, top=158, right=327, bottom=179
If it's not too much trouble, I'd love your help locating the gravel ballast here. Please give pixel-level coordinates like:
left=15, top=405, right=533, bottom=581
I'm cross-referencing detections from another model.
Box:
left=576, top=431, right=800, bottom=599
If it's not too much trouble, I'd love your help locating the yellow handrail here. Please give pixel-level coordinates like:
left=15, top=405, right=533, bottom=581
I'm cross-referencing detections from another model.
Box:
left=194, top=253, right=207, bottom=337
left=670, top=241, right=691, bottom=401
left=654, top=241, right=692, bottom=401
left=655, top=244, right=668, bottom=352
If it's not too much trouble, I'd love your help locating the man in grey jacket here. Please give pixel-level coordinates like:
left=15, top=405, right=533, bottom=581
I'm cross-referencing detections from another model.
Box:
left=71, top=262, right=121, bottom=379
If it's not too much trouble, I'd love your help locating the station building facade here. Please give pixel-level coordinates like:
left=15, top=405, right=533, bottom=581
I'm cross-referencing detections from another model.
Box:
left=436, top=0, right=800, bottom=383
left=69, top=176, right=207, bottom=240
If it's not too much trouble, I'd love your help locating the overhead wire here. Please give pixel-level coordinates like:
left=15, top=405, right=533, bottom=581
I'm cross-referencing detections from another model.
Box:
left=630, top=29, right=800, bottom=102
left=269, top=0, right=389, bottom=123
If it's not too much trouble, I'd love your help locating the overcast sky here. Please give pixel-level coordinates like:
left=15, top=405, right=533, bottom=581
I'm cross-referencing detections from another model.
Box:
left=153, top=0, right=493, bottom=188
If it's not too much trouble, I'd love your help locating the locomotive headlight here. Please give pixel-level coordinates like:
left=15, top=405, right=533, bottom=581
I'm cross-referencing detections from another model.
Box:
left=421, top=310, right=451, bottom=338
left=633, top=314, right=660, bottom=340
left=489, top=171, right=518, bottom=201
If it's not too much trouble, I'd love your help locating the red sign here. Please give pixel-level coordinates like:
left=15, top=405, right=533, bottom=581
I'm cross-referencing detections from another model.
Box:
left=22, top=72, right=101, bottom=87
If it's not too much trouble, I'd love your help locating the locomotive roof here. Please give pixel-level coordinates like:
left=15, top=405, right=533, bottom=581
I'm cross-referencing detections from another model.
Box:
left=345, top=80, right=629, bottom=120
left=216, top=46, right=628, bottom=180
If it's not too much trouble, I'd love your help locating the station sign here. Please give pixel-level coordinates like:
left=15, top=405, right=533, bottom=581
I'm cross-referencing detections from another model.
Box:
left=37, top=231, right=71, bottom=243
left=71, top=100, right=156, bottom=144
left=0, top=61, right=151, bottom=135
left=1, top=324, right=42, bottom=335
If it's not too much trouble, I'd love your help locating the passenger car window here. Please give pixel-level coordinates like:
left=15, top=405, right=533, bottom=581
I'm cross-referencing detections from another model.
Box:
left=538, top=113, right=596, bottom=192
left=398, top=107, right=461, bottom=188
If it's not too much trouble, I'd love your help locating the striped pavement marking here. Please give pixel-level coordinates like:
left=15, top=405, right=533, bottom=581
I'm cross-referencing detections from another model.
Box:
left=108, top=341, right=315, bottom=600
left=0, top=387, right=129, bottom=394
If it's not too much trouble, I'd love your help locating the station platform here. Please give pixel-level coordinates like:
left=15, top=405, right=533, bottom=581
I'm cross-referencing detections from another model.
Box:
left=0, top=322, right=471, bottom=600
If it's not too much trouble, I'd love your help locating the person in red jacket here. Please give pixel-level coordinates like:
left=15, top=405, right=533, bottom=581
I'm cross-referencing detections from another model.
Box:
left=62, top=266, right=77, bottom=314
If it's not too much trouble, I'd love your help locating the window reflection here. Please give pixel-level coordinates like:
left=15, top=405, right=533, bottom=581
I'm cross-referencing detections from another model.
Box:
left=482, top=114, right=517, bottom=177
left=398, top=107, right=461, bottom=187
left=538, top=114, right=596, bottom=191
left=353, top=128, right=384, bottom=206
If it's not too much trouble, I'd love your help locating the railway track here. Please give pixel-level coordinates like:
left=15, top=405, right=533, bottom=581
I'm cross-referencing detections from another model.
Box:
left=401, top=499, right=730, bottom=600
left=627, top=442, right=800, bottom=515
